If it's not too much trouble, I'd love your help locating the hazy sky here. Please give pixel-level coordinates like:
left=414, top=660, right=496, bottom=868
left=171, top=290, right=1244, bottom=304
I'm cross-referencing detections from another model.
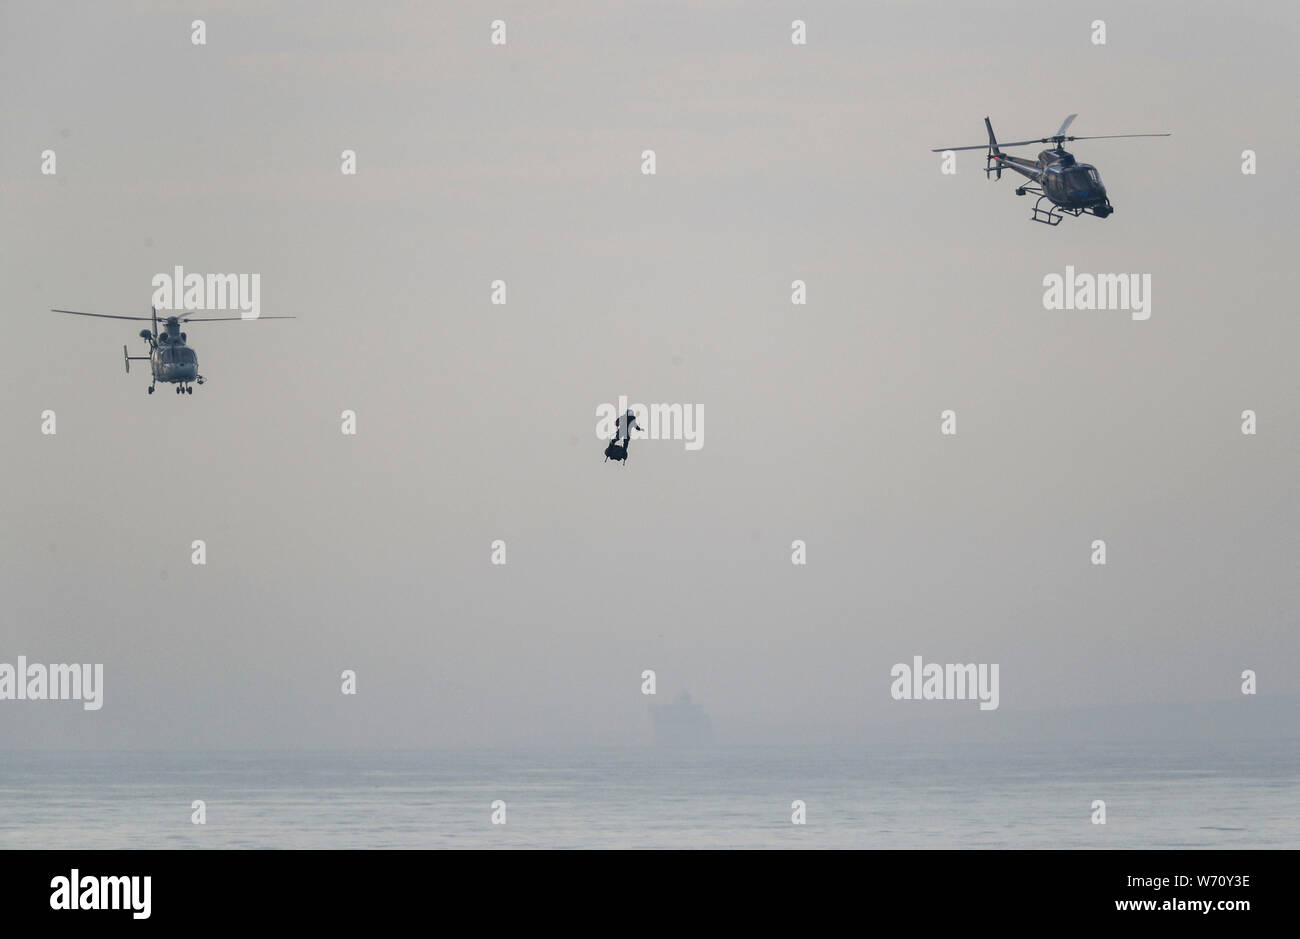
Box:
left=2, top=0, right=1297, bottom=749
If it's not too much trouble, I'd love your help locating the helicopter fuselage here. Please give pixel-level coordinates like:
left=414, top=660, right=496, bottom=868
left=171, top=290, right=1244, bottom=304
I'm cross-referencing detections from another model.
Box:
left=132, top=316, right=203, bottom=394
left=995, top=147, right=1112, bottom=216
left=151, top=332, right=199, bottom=384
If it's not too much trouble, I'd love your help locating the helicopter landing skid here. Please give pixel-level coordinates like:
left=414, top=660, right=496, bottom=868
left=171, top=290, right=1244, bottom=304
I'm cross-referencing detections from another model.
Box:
left=1014, top=186, right=1087, bottom=226
left=1029, top=196, right=1068, bottom=226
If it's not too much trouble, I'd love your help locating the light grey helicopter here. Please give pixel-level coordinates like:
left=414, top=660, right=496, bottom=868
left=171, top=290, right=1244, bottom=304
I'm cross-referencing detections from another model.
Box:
left=52, top=305, right=294, bottom=395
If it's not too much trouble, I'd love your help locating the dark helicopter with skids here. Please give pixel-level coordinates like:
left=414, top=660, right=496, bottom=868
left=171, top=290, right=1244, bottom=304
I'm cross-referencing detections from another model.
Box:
left=51, top=305, right=294, bottom=395
left=932, top=114, right=1170, bottom=225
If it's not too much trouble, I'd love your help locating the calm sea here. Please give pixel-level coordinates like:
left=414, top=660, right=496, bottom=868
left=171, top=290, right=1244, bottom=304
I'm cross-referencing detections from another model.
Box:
left=1, top=741, right=1295, bottom=849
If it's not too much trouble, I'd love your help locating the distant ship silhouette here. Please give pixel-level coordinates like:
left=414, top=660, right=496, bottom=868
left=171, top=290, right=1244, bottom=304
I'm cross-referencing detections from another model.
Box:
left=650, top=692, right=715, bottom=747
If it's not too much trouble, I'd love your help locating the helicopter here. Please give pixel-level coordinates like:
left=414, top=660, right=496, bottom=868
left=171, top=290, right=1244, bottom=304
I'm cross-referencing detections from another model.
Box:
left=51, top=305, right=294, bottom=394
left=932, top=115, right=1170, bottom=225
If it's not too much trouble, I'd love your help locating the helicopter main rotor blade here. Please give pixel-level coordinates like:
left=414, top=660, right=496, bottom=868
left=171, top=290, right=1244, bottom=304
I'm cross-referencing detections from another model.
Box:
left=1064, top=133, right=1171, bottom=141
left=932, top=121, right=1170, bottom=154
left=51, top=308, right=156, bottom=321
left=177, top=314, right=297, bottom=322
left=930, top=138, right=1048, bottom=152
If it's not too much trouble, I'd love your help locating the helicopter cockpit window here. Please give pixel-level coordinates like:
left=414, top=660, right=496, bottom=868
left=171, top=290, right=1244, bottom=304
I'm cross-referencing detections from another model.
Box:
left=1064, top=168, right=1094, bottom=193
left=1087, top=168, right=1101, bottom=186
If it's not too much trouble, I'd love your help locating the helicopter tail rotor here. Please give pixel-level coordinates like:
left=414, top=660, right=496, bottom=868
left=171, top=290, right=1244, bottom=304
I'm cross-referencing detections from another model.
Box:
left=983, top=116, right=1003, bottom=180
left=123, top=342, right=150, bottom=374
